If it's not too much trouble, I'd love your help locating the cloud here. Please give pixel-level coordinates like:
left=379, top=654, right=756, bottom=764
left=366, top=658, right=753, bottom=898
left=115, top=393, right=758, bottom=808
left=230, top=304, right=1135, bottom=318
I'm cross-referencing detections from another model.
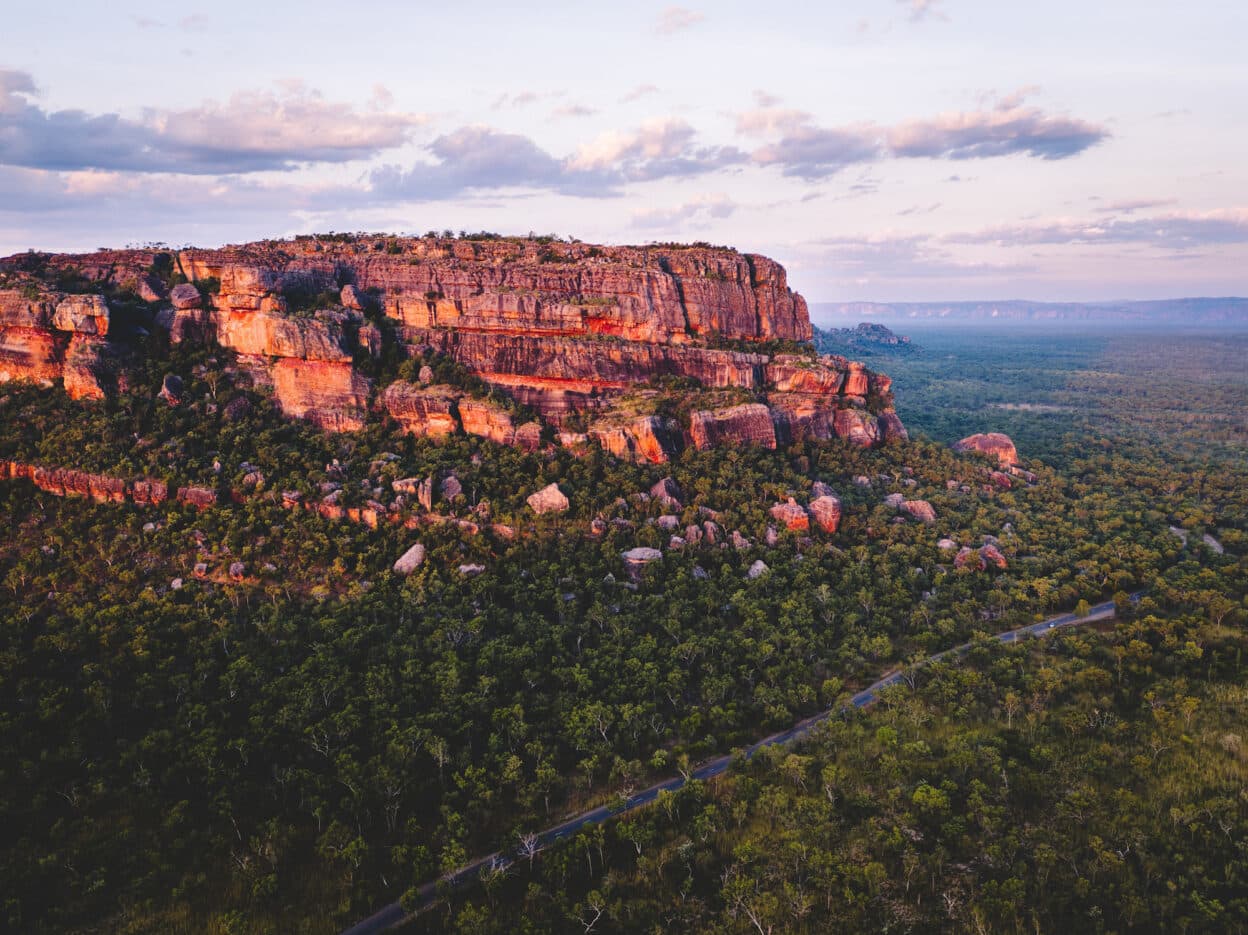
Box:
left=898, top=0, right=947, bottom=22
left=370, top=126, right=582, bottom=199
left=631, top=192, right=736, bottom=228
left=734, top=104, right=814, bottom=138
left=371, top=118, right=746, bottom=201
left=0, top=69, right=424, bottom=174
left=550, top=103, right=598, bottom=119
left=621, top=84, right=660, bottom=103
left=0, top=164, right=344, bottom=256
left=812, top=232, right=1036, bottom=282
left=129, top=13, right=209, bottom=30
left=568, top=118, right=745, bottom=181
left=1092, top=197, right=1177, bottom=215
left=491, top=90, right=551, bottom=110
left=655, top=6, right=704, bottom=34
left=752, top=124, right=883, bottom=179
left=733, top=90, right=1105, bottom=179
left=887, top=93, right=1108, bottom=160
left=897, top=202, right=942, bottom=216
left=569, top=118, right=697, bottom=171
left=949, top=210, right=1248, bottom=250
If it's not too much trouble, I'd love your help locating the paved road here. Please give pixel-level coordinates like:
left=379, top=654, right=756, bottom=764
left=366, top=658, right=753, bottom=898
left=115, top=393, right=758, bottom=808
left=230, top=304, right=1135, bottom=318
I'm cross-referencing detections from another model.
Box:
left=340, top=596, right=1127, bottom=934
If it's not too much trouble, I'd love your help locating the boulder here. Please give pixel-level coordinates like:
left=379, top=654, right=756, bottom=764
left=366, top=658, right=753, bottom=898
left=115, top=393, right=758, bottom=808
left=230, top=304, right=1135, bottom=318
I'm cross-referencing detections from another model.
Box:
left=811, top=480, right=836, bottom=499
left=622, top=547, right=663, bottom=580
left=440, top=474, right=464, bottom=500
left=458, top=563, right=486, bottom=576
left=954, top=546, right=982, bottom=570
left=980, top=544, right=1008, bottom=569
left=52, top=295, right=110, bottom=335
left=527, top=482, right=569, bottom=514
left=228, top=561, right=246, bottom=580
left=747, top=559, right=769, bottom=579
left=170, top=283, right=203, bottom=310
left=883, top=493, right=905, bottom=509
left=393, top=543, right=427, bottom=574
left=650, top=477, right=683, bottom=509
left=808, top=495, right=842, bottom=534
left=853, top=475, right=871, bottom=487
left=901, top=500, right=937, bottom=523
left=656, top=515, right=680, bottom=531
left=953, top=432, right=1018, bottom=468
left=769, top=498, right=809, bottom=531
left=157, top=373, right=183, bottom=405
left=877, top=410, right=909, bottom=443
left=177, top=486, right=218, bottom=509
left=937, top=538, right=958, bottom=550
left=731, top=530, right=752, bottom=550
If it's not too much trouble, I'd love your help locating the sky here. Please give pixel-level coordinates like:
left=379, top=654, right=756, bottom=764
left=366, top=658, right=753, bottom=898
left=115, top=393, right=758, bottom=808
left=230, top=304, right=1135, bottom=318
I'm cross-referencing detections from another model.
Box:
left=1, top=0, right=1245, bottom=302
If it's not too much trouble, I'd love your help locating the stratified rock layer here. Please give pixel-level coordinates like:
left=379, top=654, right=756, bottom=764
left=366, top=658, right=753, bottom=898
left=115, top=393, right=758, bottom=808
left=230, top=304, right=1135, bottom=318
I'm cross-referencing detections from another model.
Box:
left=1, top=235, right=905, bottom=459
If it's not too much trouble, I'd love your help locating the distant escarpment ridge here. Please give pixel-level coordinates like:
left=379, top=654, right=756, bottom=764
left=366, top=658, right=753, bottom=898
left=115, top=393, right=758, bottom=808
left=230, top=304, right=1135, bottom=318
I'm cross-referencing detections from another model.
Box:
left=815, top=297, right=1248, bottom=325
left=0, top=234, right=905, bottom=462
left=814, top=322, right=915, bottom=356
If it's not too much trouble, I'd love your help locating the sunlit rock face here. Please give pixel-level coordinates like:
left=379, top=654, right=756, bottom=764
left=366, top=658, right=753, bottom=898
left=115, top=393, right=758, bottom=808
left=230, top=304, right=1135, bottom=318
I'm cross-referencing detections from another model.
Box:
left=953, top=432, right=1019, bottom=467
left=0, top=236, right=905, bottom=459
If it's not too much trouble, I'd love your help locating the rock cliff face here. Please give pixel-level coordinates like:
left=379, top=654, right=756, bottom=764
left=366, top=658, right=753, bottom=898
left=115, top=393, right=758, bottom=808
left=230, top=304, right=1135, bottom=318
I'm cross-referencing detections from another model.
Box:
left=0, top=235, right=905, bottom=460
left=0, top=460, right=217, bottom=507
left=0, top=291, right=115, bottom=399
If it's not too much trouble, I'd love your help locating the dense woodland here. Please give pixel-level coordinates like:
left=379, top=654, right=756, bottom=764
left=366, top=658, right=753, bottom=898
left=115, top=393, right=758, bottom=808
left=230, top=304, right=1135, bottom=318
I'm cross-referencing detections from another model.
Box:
left=1, top=327, right=1245, bottom=933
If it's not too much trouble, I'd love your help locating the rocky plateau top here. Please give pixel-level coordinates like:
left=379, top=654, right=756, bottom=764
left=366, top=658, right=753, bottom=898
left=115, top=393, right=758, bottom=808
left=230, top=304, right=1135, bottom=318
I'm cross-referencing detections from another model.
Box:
left=0, top=234, right=906, bottom=461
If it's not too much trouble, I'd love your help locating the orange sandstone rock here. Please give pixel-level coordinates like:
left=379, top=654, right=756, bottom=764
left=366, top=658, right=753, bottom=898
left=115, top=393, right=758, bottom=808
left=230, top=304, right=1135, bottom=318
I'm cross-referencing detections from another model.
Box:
left=953, top=433, right=1019, bottom=468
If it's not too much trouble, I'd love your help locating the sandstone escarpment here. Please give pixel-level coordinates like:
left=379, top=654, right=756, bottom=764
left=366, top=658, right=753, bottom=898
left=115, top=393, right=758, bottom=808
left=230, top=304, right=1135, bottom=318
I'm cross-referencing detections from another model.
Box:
left=1, top=234, right=905, bottom=460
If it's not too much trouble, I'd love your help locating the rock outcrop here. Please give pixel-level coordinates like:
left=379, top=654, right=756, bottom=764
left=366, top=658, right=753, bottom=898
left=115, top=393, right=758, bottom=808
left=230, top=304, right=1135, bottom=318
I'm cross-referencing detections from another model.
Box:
left=381, top=382, right=543, bottom=450
left=955, top=544, right=1008, bottom=571
left=953, top=433, right=1018, bottom=468
left=691, top=404, right=776, bottom=451
left=1, top=235, right=905, bottom=459
left=393, top=543, right=427, bottom=575
left=0, top=459, right=226, bottom=508
left=527, top=482, right=570, bottom=515
left=808, top=495, right=842, bottom=534
left=900, top=500, right=937, bottom=524
left=769, top=498, right=810, bottom=532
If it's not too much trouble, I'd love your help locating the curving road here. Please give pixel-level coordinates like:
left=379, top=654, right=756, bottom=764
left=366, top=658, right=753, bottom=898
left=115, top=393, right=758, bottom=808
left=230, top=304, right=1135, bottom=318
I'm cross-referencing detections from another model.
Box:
left=340, top=597, right=1127, bottom=934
